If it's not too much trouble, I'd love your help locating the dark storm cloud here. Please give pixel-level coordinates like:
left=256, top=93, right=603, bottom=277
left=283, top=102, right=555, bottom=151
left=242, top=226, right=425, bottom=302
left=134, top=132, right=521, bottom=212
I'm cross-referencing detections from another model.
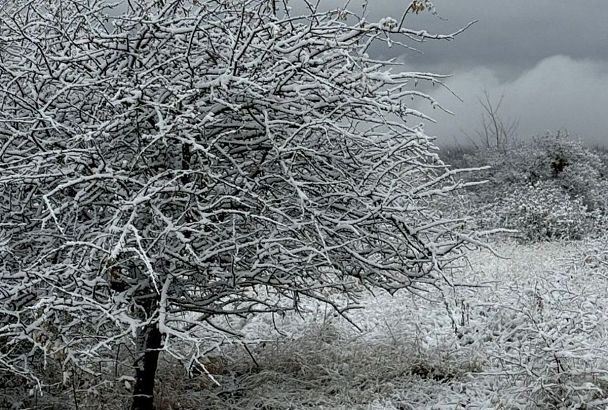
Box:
left=421, top=55, right=608, bottom=146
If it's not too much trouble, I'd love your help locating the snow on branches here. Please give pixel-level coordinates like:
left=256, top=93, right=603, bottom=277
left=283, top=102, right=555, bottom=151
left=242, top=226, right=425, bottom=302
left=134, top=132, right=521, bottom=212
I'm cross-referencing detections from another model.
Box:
left=0, top=0, right=478, bottom=396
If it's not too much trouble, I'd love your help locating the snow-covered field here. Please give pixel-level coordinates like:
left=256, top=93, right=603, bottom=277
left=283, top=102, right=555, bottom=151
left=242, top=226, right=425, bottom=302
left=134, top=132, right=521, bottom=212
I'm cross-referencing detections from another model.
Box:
left=154, top=240, right=608, bottom=409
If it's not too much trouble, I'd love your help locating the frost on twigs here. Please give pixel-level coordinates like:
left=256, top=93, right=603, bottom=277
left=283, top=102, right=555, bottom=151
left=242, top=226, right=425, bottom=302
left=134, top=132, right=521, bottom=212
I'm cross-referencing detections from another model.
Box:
left=0, top=0, right=477, bottom=394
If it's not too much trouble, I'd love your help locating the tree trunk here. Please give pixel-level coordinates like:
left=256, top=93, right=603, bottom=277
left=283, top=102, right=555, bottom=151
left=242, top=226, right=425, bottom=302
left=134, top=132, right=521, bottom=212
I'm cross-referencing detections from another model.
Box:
left=131, top=322, right=162, bottom=410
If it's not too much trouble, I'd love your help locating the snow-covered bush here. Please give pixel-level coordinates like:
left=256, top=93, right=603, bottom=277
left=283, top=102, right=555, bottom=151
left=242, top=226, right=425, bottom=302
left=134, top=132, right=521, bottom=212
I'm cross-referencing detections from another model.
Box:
left=559, top=161, right=608, bottom=212
left=452, top=134, right=608, bottom=241
left=484, top=181, right=592, bottom=241
left=468, top=134, right=605, bottom=188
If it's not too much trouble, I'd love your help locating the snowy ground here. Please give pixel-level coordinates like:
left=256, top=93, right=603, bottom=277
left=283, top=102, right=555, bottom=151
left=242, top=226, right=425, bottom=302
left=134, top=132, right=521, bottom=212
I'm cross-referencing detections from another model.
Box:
left=17, top=240, right=608, bottom=409
left=156, top=239, right=608, bottom=409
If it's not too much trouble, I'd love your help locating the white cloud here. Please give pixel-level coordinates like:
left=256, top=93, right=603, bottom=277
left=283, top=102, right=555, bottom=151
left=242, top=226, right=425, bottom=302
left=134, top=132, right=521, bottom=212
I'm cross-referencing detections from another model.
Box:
left=421, top=55, right=608, bottom=146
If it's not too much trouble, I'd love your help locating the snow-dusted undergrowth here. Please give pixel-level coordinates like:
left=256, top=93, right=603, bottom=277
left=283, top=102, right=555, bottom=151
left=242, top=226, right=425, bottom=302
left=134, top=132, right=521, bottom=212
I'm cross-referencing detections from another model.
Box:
left=149, top=240, right=608, bottom=410
left=9, top=240, right=608, bottom=409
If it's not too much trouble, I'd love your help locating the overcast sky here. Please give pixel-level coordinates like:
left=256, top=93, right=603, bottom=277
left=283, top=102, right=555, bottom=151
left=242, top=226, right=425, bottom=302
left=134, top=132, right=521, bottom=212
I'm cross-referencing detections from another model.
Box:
left=357, top=0, right=608, bottom=147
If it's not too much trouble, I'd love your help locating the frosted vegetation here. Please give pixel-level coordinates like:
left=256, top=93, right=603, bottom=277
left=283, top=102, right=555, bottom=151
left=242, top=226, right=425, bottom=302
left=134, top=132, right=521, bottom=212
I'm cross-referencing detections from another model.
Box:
left=2, top=0, right=608, bottom=409
left=7, top=240, right=608, bottom=409
left=446, top=135, right=608, bottom=242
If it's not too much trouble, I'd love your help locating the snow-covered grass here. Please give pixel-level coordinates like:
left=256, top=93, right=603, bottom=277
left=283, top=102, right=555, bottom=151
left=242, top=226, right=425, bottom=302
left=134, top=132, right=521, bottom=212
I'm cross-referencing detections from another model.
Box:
left=10, top=239, right=608, bottom=409
left=153, top=239, right=608, bottom=409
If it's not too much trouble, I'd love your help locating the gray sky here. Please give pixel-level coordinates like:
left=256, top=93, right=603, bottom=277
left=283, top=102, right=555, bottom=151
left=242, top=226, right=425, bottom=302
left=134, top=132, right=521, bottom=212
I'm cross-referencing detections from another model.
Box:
left=359, top=0, right=608, bottom=147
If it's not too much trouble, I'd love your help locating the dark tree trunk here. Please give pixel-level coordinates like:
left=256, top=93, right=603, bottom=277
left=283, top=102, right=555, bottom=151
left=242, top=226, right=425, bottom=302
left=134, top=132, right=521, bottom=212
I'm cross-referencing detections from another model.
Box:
left=131, top=322, right=162, bottom=410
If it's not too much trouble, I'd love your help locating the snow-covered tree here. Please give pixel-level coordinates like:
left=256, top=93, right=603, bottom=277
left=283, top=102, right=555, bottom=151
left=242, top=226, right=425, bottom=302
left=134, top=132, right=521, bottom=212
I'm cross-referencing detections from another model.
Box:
left=0, top=0, right=477, bottom=408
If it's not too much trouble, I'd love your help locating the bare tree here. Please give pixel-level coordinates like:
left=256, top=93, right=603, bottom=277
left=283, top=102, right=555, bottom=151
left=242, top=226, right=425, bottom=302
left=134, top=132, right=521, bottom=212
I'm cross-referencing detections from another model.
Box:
left=0, top=0, right=479, bottom=408
left=467, top=90, right=519, bottom=152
